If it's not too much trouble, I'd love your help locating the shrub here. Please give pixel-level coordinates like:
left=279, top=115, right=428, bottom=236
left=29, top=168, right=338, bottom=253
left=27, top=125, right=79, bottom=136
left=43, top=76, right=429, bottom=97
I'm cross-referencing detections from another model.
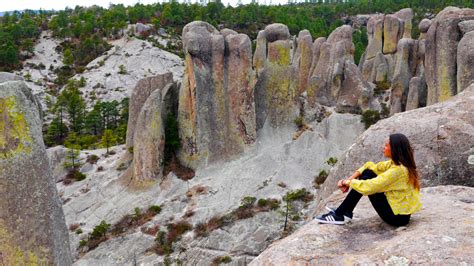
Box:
left=284, top=188, right=313, bottom=203
left=240, top=196, right=256, bottom=209
left=75, top=228, right=83, bottom=234
left=212, top=255, right=232, bottom=265
left=257, top=198, right=280, bottom=211
left=153, top=221, right=192, bottom=255
left=194, top=222, right=208, bottom=237
left=257, top=198, right=268, bottom=207
left=326, top=157, right=338, bottom=166
left=86, top=154, right=99, bottom=164
left=314, top=170, right=328, bottom=186
left=79, top=239, right=88, bottom=247
left=118, top=64, right=127, bottom=74
left=148, top=205, right=162, bottom=215
left=63, top=169, right=86, bottom=184
left=90, top=220, right=111, bottom=240
left=361, top=110, right=381, bottom=129
left=116, top=163, right=127, bottom=171
left=294, top=116, right=304, bottom=128
left=97, top=166, right=104, bottom=172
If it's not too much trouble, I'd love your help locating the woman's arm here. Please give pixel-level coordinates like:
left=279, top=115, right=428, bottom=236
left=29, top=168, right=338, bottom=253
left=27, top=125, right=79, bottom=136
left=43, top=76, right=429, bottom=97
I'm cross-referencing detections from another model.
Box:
left=345, top=167, right=402, bottom=195
left=356, top=160, right=392, bottom=176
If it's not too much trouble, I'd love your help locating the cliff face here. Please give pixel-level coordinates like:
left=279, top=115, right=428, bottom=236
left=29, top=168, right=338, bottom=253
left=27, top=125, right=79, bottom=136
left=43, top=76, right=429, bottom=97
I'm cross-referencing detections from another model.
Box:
left=0, top=77, right=72, bottom=265
left=178, top=21, right=257, bottom=169
left=251, top=186, right=474, bottom=265
left=177, top=22, right=380, bottom=169
left=425, top=7, right=474, bottom=105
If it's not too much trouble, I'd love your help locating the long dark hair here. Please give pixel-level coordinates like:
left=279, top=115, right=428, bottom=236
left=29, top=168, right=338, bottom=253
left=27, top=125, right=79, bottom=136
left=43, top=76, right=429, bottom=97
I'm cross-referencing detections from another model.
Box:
left=389, top=133, right=420, bottom=190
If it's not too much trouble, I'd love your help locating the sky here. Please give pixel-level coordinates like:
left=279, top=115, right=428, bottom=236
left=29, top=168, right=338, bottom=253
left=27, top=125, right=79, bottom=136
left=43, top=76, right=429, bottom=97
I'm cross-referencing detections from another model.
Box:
left=0, top=0, right=289, bottom=12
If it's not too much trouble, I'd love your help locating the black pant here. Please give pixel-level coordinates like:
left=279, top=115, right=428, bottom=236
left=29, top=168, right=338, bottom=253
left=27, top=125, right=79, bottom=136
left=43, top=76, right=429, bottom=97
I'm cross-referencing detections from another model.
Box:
left=335, top=170, right=411, bottom=227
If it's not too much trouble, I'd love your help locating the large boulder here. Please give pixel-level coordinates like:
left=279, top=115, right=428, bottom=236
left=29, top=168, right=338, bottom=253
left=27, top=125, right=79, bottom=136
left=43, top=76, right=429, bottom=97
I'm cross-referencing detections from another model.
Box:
left=457, top=31, right=474, bottom=92
left=251, top=186, right=474, bottom=265
left=425, top=7, right=474, bottom=105
left=307, top=25, right=354, bottom=107
left=307, top=25, right=375, bottom=115
left=360, top=9, right=415, bottom=87
left=0, top=81, right=72, bottom=264
left=389, top=38, right=418, bottom=114
left=365, top=15, right=384, bottom=60
left=179, top=21, right=257, bottom=168
left=125, top=73, right=173, bottom=150
left=253, top=23, right=298, bottom=130
left=293, top=30, right=313, bottom=95
left=132, top=83, right=177, bottom=184
left=317, top=84, right=474, bottom=206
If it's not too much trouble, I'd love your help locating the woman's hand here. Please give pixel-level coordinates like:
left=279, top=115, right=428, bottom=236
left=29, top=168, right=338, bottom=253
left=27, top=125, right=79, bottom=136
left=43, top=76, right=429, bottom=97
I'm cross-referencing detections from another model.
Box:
left=337, top=179, right=350, bottom=193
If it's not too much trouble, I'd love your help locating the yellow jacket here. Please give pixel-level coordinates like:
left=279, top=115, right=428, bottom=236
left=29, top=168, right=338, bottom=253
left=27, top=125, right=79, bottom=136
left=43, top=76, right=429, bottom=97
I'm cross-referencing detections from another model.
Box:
left=349, top=160, right=422, bottom=215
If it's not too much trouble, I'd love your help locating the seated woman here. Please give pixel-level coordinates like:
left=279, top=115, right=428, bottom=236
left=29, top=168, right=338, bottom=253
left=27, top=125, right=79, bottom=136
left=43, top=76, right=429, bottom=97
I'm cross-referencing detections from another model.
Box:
left=315, top=133, right=422, bottom=226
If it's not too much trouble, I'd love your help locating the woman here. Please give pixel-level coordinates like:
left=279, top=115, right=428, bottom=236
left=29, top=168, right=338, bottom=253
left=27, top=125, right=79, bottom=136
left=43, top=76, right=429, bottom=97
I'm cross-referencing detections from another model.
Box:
left=315, top=133, right=422, bottom=226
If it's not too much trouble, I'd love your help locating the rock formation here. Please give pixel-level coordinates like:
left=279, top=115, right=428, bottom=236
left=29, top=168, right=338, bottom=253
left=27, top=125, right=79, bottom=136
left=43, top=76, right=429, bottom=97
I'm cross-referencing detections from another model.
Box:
left=179, top=21, right=257, bottom=169
left=306, top=25, right=376, bottom=115
left=389, top=38, right=418, bottom=114
left=457, top=28, right=474, bottom=92
left=0, top=79, right=72, bottom=264
left=253, top=23, right=298, bottom=130
left=123, top=74, right=177, bottom=183
left=251, top=186, right=474, bottom=265
left=132, top=83, right=177, bottom=183
left=317, top=83, right=474, bottom=206
left=125, top=73, right=174, bottom=150
left=293, top=30, right=313, bottom=95
left=425, top=7, right=474, bottom=105
left=359, top=9, right=414, bottom=88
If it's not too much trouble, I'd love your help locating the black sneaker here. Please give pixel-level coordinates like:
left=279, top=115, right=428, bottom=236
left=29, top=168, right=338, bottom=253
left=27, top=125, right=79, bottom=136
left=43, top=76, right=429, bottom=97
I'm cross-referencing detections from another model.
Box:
left=325, top=206, right=353, bottom=222
left=314, top=211, right=345, bottom=225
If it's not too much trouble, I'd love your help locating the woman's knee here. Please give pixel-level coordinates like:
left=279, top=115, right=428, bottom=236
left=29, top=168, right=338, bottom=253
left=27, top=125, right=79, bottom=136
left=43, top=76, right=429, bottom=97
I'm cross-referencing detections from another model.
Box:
left=360, top=169, right=377, bottom=180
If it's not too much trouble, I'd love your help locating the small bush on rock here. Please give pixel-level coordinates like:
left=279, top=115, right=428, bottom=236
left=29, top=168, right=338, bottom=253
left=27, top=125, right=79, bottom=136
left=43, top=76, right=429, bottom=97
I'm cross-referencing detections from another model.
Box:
left=361, top=110, right=381, bottom=129
left=326, top=157, right=338, bottom=166
left=86, top=154, right=99, bottom=164
left=212, top=255, right=232, bottom=265
left=314, top=170, right=328, bottom=187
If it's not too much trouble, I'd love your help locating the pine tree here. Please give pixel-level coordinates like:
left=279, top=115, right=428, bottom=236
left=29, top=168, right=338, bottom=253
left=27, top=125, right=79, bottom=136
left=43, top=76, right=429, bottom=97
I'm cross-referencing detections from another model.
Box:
left=64, top=132, right=82, bottom=169
left=101, top=129, right=116, bottom=154
left=63, top=48, right=74, bottom=66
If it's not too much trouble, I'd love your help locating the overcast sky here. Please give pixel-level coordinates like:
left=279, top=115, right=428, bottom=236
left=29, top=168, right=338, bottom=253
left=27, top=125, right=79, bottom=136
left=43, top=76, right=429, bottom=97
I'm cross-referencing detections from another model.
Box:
left=1, top=0, right=289, bottom=12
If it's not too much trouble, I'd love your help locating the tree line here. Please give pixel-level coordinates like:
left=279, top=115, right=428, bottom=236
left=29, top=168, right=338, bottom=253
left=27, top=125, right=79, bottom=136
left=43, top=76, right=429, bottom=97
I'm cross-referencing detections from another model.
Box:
left=2, top=0, right=473, bottom=71
left=45, top=78, right=129, bottom=151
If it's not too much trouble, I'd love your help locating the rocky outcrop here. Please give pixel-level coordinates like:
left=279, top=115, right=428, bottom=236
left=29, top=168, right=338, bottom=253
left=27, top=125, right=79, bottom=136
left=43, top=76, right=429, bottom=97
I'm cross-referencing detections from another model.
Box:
left=179, top=21, right=257, bottom=169
left=389, top=38, right=418, bottom=114
left=317, top=84, right=474, bottom=206
left=132, top=83, right=177, bottom=183
left=251, top=186, right=474, bottom=265
left=293, top=30, right=313, bottom=95
left=122, top=73, right=178, bottom=183
left=360, top=9, right=414, bottom=87
left=457, top=31, right=474, bottom=92
left=125, top=73, right=173, bottom=150
left=425, top=7, right=474, bottom=105
left=0, top=80, right=72, bottom=264
left=253, top=23, right=298, bottom=130
left=307, top=25, right=375, bottom=114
